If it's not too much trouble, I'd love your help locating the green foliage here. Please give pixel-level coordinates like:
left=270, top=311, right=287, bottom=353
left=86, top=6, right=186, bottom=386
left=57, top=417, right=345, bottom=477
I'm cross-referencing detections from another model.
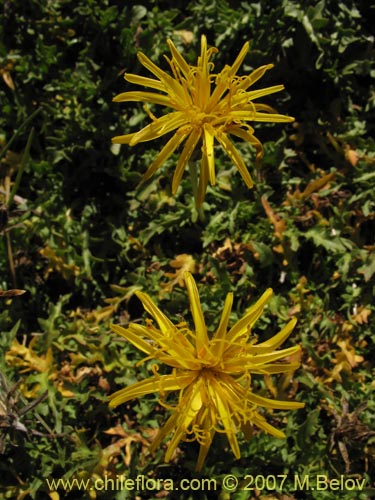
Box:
left=1, top=0, right=374, bottom=498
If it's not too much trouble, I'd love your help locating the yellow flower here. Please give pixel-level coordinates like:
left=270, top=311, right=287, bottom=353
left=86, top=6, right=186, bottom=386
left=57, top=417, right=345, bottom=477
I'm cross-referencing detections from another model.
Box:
left=112, top=35, right=294, bottom=206
left=109, top=272, right=304, bottom=470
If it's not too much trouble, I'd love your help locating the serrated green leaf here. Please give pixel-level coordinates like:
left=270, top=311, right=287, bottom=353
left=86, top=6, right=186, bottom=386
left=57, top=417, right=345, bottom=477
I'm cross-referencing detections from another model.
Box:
left=304, top=227, right=354, bottom=253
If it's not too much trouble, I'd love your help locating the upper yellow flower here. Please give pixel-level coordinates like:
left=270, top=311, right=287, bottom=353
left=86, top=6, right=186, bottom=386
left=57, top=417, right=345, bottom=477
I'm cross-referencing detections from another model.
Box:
left=109, top=272, right=304, bottom=470
left=112, top=35, right=294, bottom=206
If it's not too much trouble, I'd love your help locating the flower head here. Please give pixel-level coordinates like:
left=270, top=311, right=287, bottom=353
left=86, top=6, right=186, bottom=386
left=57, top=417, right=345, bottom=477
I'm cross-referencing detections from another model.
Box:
left=113, top=35, right=294, bottom=206
left=109, top=272, right=304, bottom=470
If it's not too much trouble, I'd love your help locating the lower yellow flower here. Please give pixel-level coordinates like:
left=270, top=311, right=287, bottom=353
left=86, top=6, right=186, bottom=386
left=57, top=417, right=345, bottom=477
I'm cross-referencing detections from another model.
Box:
left=109, top=272, right=304, bottom=470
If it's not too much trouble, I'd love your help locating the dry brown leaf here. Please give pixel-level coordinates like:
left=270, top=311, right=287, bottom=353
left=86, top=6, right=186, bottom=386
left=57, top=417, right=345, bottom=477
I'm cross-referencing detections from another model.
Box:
left=337, top=340, right=364, bottom=368
left=351, top=306, right=371, bottom=325
left=261, top=196, right=286, bottom=240
left=173, top=29, right=194, bottom=45
left=40, top=245, right=80, bottom=280
left=324, top=339, right=364, bottom=383
left=345, top=148, right=359, bottom=166
left=5, top=337, right=53, bottom=374
left=0, top=288, right=26, bottom=298
left=1, top=70, right=15, bottom=90
left=300, top=172, right=335, bottom=199
left=160, top=254, right=196, bottom=295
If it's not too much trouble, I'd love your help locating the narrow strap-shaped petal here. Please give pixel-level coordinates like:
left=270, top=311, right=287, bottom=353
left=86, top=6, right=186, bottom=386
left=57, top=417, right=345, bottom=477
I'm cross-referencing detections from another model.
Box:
left=196, top=428, right=215, bottom=471
left=208, top=377, right=241, bottom=459
left=137, top=52, right=187, bottom=103
left=110, top=323, right=157, bottom=354
left=167, top=39, right=192, bottom=80
left=124, top=73, right=166, bottom=92
left=142, top=127, right=190, bottom=180
left=236, top=64, right=274, bottom=91
left=215, top=131, right=254, bottom=189
left=206, top=66, right=232, bottom=112
left=172, top=128, right=201, bottom=194
left=131, top=296, right=201, bottom=368
left=164, top=379, right=205, bottom=462
left=244, top=344, right=300, bottom=365
left=108, top=372, right=196, bottom=408
left=211, top=292, right=233, bottom=360
left=234, top=111, right=294, bottom=123
left=203, top=123, right=216, bottom=185
left=135, top=291, right=176, bottom=334
left=245, top=85, right=286, bottom=101
left=254, top=103, right=278, bottom=113
left=244, top=361, right=301, bottom=374
left=245, top=391, right=305, bottom=410
left=149, top=407, right=180, bottom=453
left=183, top=272, right=210, bottom=358
left=197, top=152, right=209, bottom=207
left=112, top=132, right=138, bottom=145
left=152, top=334, right=203, bottom=369
left=222, top=345, right=301, bottom=373
left=113, top=91, right=174, bottom=107
left=247, top=318, right=298, bottom=353
left=129, top=111, right=188, bottom=145
left=226, top=288, right=273, bottom=343
left=229, top=41, right=250, bottom=76
left=196, top=35, right=211, bottom=110
left=228, top=127, right=263, bottom=164
left=247, top=411, right=286, bottom=439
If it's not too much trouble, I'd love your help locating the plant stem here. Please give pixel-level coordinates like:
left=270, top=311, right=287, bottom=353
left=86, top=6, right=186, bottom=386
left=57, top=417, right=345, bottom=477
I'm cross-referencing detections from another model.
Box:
left=188, top=161, right=205, bottom=222
left=0, top=107, right=41, bottom=162
left=7, top=127, right=35, bottom=209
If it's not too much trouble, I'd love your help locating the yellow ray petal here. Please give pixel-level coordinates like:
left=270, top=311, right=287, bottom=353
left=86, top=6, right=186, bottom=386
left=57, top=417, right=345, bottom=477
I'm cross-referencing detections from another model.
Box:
left=246, top=111, right=295, bottom=123
left=183, top=272, right=210, bottom=358
left=129, top=111, right=188, bottom=145
left=124, top=73, right=165, bottom=92
left=196, top=35, right=210, bottom=109
left=215, top=131, right=254, bottom=188
left=254, top=103, right=278, bottom=113
left=229, top=41, right=250, bottom=76
left=113, top=91, right=173, bottom=107
left=249, top=411, right=286, bottom=439
left=245, top=391, right=305, bottom=410
left=137, top=52, right=186, bottom=103
left=164, top=380, right=205, bottom=462
left=195, top=411, right=216, bottom=471
left=149, top=408, right=180, bottom=453
left=110, top=323, right=156, bottom=355
left=228, top=127, right=263, bottom=164
left=203, top=123, right=216, bottom=185
left=153, top=336, right=203, bottom=370
left=112, top=132, right=137, bottom=145
left=197, top=152, right=209, bottom=207
left=245, top=84, right=286, bottom=101
left=246, top=361, right=301, bottom=374
left=167, top=39, right=192, bottom=80
left=223, top=345, right=301, bottom=373
left=133, top=292, right=201, bottom=369
left=108, top=372, right=196, bottom=408
left=135, top=291, right=175, bottom=334
left=206, top=66, right=232, bottom=112
left=244, top=345, right=301, bottom=365
left=237, top=63, right=274, bottom=91
left=248, top=318, right=298, bottom=353
left=196, top=435, right=214, bottom=471
left=142, top=128, right=190, bottom=180
left=208, top=378, right=241, bottom=459
left=172, top=128, right=201, bottom=194
left=211, top=292, right=233, bottom=359
left=226, top=288, right=273, bottom=343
